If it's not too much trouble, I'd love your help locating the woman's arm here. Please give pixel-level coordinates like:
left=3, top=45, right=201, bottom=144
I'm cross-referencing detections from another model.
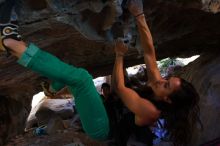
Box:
left=112, top=40, right=160, bottom=126
left=128, top=0, right=162, bottom=83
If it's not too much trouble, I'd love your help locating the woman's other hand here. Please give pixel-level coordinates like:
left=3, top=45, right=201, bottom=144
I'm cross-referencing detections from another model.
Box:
left=114, top=39, right=128, bottom=56
left=128, top=0, right=143, bottom=17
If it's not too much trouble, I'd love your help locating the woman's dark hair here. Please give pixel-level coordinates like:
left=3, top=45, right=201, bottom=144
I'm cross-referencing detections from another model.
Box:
left=127, top=76, right=201, bottom=146
left=101, top=83, right=110, bottom=89
left=162, top=77, right=201, bottom=146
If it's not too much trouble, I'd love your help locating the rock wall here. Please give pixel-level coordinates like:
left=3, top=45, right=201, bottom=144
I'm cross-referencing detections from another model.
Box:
left=180, top=51, right=220, bottom=145
left=0, top=95, right=28, bottom=145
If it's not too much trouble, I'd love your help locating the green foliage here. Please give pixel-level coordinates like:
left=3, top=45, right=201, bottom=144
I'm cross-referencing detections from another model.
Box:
left=157, top=58, right=184, bottom=77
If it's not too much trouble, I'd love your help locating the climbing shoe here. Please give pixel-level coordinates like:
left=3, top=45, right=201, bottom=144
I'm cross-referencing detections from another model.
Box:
left=0, top=23, right=21, bottom=55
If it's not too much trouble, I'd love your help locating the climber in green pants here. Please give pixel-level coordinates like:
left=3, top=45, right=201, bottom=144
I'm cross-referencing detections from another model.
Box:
left=0, top=24, right=109, bottom=140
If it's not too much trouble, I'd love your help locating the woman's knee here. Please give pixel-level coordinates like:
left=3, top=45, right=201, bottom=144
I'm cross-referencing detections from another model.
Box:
left=78, top=68, right=92, bottom=83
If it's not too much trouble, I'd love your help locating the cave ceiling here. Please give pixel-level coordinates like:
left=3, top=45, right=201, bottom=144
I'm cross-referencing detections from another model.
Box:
left=0, top=0, right=220, bottom=93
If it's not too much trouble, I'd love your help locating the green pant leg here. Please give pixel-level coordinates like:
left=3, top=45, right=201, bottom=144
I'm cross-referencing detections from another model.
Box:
left=68, top=78, right=109, bottom=140
left=18, top=44, right=90, bottom=85
left=17, top=43, right=109, bottom=140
